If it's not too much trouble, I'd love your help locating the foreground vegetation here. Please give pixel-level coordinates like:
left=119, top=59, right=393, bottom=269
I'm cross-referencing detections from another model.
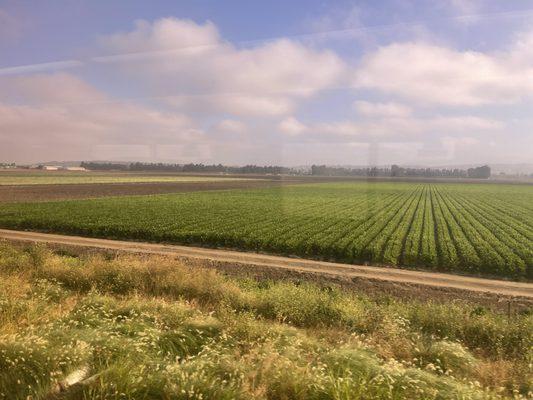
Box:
left=0, top=182, right=531, bottom=279
left=0, top=242, right=531, bottom=399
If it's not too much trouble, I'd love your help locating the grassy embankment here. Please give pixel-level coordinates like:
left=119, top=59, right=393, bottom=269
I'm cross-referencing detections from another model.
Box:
left=0, top=242, right=531, bottom=399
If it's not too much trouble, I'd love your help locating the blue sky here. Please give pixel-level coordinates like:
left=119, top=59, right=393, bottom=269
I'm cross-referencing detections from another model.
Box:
left=1, top=0, right=532, bottom=166
left=4, top=1, right=532, bottom=64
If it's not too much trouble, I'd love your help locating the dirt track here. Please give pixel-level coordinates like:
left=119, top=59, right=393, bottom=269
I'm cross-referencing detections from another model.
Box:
left=1, top=229, right=531, bottom=303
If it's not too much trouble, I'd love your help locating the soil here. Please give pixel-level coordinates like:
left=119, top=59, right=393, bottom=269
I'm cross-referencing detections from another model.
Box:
left=0, top=179, right=297, bottom=202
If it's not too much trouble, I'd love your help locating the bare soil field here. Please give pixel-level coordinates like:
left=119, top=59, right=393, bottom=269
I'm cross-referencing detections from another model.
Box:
left=0, top=171, right=254, bottom=185
left=3, top=174, right=529, bottom=203
left=2, top=168, right=529, bottom=203
left=0, top=179, right=295, bottom=202
left=2, top=229, right=531, bottom=311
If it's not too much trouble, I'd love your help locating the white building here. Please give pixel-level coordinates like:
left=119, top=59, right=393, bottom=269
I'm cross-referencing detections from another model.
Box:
left=66, top=167, right=87, bottom=171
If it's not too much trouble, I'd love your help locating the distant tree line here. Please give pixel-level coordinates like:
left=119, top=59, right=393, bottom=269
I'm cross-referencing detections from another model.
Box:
left=80, top=162, right=491, bottom=179
left=81, top=162, right=298, bottom=175
left=311, top=165, right=491, bottom=179
left=81, top=162, right=129, bottom=171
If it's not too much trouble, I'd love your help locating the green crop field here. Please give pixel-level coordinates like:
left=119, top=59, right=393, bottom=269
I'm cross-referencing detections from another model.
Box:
left=0, top=172, right=249, bottom=185
left=0, top=182, right=531, bottom=279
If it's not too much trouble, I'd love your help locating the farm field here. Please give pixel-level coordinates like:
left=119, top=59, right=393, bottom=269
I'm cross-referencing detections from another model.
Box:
left=0, top=170, right=282, bottom=202
left=0, top=182, right=531, bottom=280
left=0, top=171, right=250, bottom=185
left=1, top=242, right=531, bottom=399
left=0, top=179, right=289, bottom=202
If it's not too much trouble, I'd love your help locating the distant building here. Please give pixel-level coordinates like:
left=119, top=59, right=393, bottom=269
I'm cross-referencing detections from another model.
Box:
left=65, top=167, right=87, bottom=171
left=42, top=166, right=61, bottom=171
left=0, top=163, right=16, bottom=169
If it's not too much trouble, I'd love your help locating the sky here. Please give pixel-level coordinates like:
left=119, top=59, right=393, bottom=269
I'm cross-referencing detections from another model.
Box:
left=0, top=0, right=532, bottom=166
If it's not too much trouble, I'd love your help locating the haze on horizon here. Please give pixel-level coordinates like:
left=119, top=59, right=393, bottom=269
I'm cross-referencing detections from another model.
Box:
left=1, top=0, right=532, bottom=167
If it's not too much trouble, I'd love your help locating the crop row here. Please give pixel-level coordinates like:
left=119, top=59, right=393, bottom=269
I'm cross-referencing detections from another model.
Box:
left=0, top=182, right=530, bottom=279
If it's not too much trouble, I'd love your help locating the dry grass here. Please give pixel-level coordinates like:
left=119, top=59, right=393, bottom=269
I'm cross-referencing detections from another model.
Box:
left=0, top=242, right=531, bottom=399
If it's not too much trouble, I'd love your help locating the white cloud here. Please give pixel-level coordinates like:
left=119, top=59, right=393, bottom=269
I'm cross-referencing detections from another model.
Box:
left=510, top=30, right=533, bottom=65
left=0, top=60, right=83, bottom=76
left=438, top=135, right=480, bottom=160
left=354, top=101, right=412, bottom=118
left=214, top=96, right=294, bottom=117
left=301, top=114, right=502, bottom=142
left=354, top=41, right=533, bottom=106
left=427, top=116, right=502, bottom=130
left=101, top=19, right=220, bottom=54
left=442, top=136, right=479, bottom=147
left=214, top=119, right=246, bottom=133
left=279, top=117, right=307, bottom=136
left=315, top=121, right=363, bottom=138
left=97, top=18, right=346, bottom=116
left=446, top=0, right=481, bottom=15
left=2, top=16, right=530, bottom=165
left=165, top=94, right=294, bottom=117
left=1, top=73, right=104, bottom=104
left=0, top=73, right=203, bottom=162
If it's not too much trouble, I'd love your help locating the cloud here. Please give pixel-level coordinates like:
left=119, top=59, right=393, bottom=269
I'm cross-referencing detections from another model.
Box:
left=0, top=73, right=104, bottom=104
left=274, top=112, right=503, bottom=166
left=279, top=117, right=307, bottom=136
left=510, top=30, right=533, bottom=65
left=437, top=135, right=481, bottom=161
left=354, top=41, right=533, bottom=106
left=0, top=73, right=512, bottom=165
left=164, top=94, right=294, bottom=117
left=0, top=60, right=83, bottom=76
left=2, top=16, right=530, bottom=166
left=299, top=114, right=502, bottom=143
left=446, top=0, right=481, bottom=15
left=354, top=101, right=412, bottom=118
left=442, top=135, right=479, bottom=147
left=101, top=19, right=220, bottom=54
left=96, top=18, right=346, bottom=116
left=0, top=73, right=203, bottom=162
left=214, top=119, right=246, bottom=133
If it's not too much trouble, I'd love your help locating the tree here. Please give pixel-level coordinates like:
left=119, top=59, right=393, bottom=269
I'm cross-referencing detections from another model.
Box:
left=467, top=165, right=491, bottom=179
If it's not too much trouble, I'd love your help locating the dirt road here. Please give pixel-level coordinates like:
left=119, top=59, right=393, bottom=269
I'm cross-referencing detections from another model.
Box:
left=1, top=229, right=531, bottom=300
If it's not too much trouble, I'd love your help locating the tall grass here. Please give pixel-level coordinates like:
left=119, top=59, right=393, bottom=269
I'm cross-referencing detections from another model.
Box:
left=0, top=242, right=531, bottom=399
